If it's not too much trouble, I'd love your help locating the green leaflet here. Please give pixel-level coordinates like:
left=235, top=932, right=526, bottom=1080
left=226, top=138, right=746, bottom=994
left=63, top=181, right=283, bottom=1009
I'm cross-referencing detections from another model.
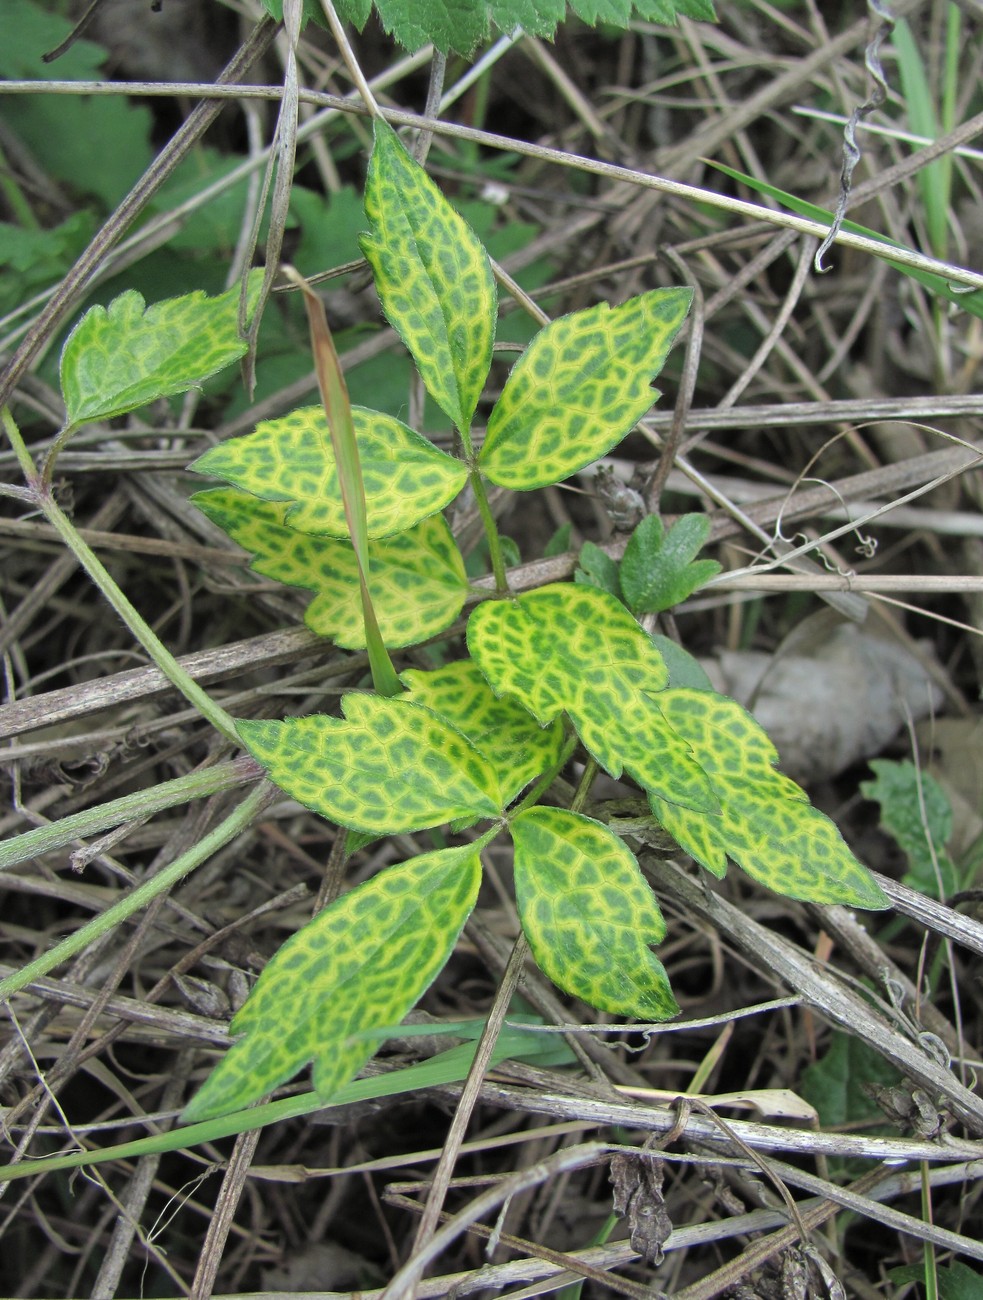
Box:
left=468, top=583, right=716, bottom=813
left=648, top=689, right=889, bottom=909
left=511, top=807, right=678, bottom=1019
left=192, top=488, right=468, bottom=650
left=238, top=693, right=502, bottom=833
left=360, top=119, right=496, bottom=436
left=401, top=659, right=566, bottom=807
left=478, top=289, right=691, bottom=491
left=60, top=272, right=262, bottom=427
left=191, top=405, right=467, bottom=540
left=182, top=843, right=482, bottom=1121
left=620, top=513, right=721, bottom=614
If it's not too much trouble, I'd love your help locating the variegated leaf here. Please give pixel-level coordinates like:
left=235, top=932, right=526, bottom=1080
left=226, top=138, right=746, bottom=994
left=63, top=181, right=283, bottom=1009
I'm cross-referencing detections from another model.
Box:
left=468, top=583, right=715, bottom=813
left=191, top=404, right=467, bottom=539
left=511, top=807, right=677, bottom=1019
left=181, top=843, right=481, bottom=1121
left=192, top=487, right=467, bottom=649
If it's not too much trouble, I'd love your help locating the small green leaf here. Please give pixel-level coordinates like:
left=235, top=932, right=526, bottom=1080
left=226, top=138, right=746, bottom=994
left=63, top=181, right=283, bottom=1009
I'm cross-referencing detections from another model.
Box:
left=181, top=842, right=481, bottom=1121
left=648, top=689, right=889, bottom=909
left=478, top=289, right=691, bottom=491
left=401, top=659, right=566, bottom=807
left=192, top=488, right=468, bottom=650
left=574, top=541, right=622, bottom=601
left=544, top=523, right=573, bottom=558
left=360, top=118, right=496, bottom=434
left=861, top=759, right=958, bottom=898
left=60, top=272, right=262, bottom=427
left=620, top=513, right=721, bottom=613
left=650, top=635, right=714, bottom=691
left=468, top=584, right=716, bottom=813
left=238, top=693, right=502, bottom=833
left=511, top=807, right=678, bottom=1019
left=191, top=404, right=467, bottom=539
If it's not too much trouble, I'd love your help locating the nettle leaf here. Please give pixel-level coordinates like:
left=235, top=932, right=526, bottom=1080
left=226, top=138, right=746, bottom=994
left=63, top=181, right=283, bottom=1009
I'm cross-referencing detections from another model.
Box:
left=60, top=272, right=262, bottom=427
left=468, top=583, right=716, bottom=813
left=193, top=488, right=468, bottom=650
left=238, top=694, right=502, bottom=833
left=620, top=513, right=721, bottom=614
left=478, top=289, right=691, bottom=491
left=191, top=404, right=467, bottom=539
left=360, top=119, right=496, bottom=434
left=511, top=807, right=678, bottom=1019
left=182, top=842, right=481, bottom=1121
left=648, top=689, right=889, bottom=909
left=401, top=659, right=566, bottom=807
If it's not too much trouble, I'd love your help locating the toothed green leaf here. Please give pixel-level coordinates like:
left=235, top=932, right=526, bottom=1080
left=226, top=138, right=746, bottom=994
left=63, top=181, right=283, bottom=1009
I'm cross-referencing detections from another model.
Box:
left=620, top=513, right=721, bottom=613
left=648, top=689, right=889, bottom=908
left=511, top=807, right=678, bottom=1019
left=181, top=842, right=481, bottom=1121
left=478, top=289, right=691, bottom=491
left=360, top=119, right=496, bottom=433
left=468, top=583, right=716, bottom=813
left=238, top=694, right=503, bottom=833
left=401, top=659, right=566, bottom=806
left=61, top=271, right=262, bottom=426
left=191, top=404, right=467, bottom=540
left=192, top=487, right=467, bottom=649
left=574, top=541, right=622, bottom=601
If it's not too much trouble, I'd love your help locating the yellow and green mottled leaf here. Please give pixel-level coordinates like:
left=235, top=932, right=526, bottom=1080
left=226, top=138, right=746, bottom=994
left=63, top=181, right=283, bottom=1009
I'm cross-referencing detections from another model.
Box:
left=238, top=693, right=503, bottom=833
left=359, top=118, right=496, bottom=435
left=401, top=659, right=566, bottom=807
left=192, top=487, right=468, bottom=649
left=191, top=404, right=467, bottom=539
left=468, top=584, right=715, bottom=813
left=61, top=271, right=262, bottom=427
left=181, top=843, right=482, bottom=1121
left=478, top=288, right=691, bottom=491
left=511, top=807, right=678, bottom=1019
left=648, top=689, right=889, bottom=909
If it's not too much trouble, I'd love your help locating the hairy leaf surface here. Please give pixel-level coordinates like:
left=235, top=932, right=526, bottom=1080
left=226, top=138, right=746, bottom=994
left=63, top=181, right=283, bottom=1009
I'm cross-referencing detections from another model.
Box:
left=468, top=584, right=715, bottom=812
left=191, top=405, right=466, bottom=539
left=401, top=659, right=566, bottom=806
left=61, top=272, right=261, bottom=426
left=648, top=689, right=889, bottom=908
left=620, top=513, right=721, bottom=613
left=238, top=694, right=502, bottom=832
left=182, top=844, right=481, bottom=1121
left=360, top=119, right=496, bottom=433
left=193, top=488, right=467, bottom=649
left=511, top=807, right=677, bottom=1018
left=478, top=289, right=691, bottom=491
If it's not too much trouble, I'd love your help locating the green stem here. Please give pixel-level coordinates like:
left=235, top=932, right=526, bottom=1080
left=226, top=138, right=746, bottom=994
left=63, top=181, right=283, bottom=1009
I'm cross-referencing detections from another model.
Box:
left=2, top=409, right=240, bottom=745
left=0, top=783, right=273, bottom=1004
left=469, top=466, right=510, bottom=594
left=570, top=756, right=598, bottom=813
left=509, top=733, right=578, bottom=820
left=0, top=758, right=258, bottom=873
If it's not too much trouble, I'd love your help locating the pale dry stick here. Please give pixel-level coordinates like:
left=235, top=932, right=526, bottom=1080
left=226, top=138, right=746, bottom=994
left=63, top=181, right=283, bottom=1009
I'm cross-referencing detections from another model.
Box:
left=646, top=247, right=703, bottom=507
left=318, top=0, right=380, bottom=118
left=189, top=1125, right=263, bottom=1299
left=0, top=17, right=278, bottom=410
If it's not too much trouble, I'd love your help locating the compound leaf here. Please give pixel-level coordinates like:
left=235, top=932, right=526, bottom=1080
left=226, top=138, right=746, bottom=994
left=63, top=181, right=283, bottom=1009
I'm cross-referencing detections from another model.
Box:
left=648, top=689, right=889, bottom=909
left=620, top=513, right=721, bottom=613
left=478, top=289, right=691, bottom=491
left=468, top=583, right=715, bottom=813
left=238, top=693, right=502, bottom=833
left=511, top=807, right=678, bottom=1019
left=401, top=659, right=566, bottom=807
left=360, top=119, right=496, bottom=434
left=191, top=404, right=466, bottom=539
left=192, top=488, right=468, bottom=650
left=61, top=272, right=262, bottom=427
left=181, top=842, right=481, bottom=1121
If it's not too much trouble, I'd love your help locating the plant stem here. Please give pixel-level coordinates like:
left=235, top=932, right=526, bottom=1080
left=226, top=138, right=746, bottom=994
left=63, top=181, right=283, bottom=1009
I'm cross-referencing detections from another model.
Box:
left=0, top=758, right=258, bottom=872
left=469, top=466, right=510, bottom=594
left=0, top=782, right=274, bottom=1004
left=3, top=409, right=240, bottom=744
